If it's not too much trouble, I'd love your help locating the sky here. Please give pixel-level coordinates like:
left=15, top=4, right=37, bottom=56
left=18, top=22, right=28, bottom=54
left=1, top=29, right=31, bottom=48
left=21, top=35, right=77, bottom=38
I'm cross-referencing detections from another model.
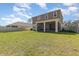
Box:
left=0, top=3, right=79, bottom=26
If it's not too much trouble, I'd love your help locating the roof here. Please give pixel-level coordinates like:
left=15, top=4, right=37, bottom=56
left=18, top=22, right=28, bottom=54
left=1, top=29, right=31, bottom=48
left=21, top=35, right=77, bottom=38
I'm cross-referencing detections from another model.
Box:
left=6, top=22, right=32, bottom=27
left=32, top=9, right=61, bottom=18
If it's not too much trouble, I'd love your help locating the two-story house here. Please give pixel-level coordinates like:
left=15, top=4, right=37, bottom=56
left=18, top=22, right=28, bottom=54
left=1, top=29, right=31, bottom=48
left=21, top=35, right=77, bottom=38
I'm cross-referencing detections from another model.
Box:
left=32, top=9, right=63, bottom=32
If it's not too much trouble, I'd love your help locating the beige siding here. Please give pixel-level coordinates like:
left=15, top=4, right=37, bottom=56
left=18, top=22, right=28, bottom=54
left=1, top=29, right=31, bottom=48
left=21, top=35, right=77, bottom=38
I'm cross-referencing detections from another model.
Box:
left=32, top=9, right=63, bottom=32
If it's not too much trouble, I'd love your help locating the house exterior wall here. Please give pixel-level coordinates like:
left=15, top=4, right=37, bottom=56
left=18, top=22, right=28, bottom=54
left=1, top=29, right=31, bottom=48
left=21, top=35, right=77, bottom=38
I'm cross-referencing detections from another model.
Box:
left=32, top=9, right=63, bottom=32
left=32, top=10, right=63, bottom=24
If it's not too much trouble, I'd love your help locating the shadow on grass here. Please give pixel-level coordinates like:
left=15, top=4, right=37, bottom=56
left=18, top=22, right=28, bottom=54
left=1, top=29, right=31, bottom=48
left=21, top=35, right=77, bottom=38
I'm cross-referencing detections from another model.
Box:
left=37, top=31, right=77, bottom=35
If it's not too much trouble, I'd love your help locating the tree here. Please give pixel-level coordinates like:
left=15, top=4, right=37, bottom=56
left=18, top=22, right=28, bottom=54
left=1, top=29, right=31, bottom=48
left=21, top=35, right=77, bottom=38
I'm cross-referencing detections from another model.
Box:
left=27, top=18, right=32, bottom=24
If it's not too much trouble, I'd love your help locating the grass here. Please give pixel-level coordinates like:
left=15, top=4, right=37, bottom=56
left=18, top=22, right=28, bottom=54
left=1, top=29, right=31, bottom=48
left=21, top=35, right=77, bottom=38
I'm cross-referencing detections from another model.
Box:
left=0, top=31, right=79, bottom=56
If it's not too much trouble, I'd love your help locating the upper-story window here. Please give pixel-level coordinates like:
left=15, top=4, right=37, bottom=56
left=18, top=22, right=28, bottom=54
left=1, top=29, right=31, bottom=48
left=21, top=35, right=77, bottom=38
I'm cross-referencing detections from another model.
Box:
left=52, top=12, right=54, bottom=16
left=45, top=14, right=48, bottom=20
left=52, top=11, right=57, bottom=17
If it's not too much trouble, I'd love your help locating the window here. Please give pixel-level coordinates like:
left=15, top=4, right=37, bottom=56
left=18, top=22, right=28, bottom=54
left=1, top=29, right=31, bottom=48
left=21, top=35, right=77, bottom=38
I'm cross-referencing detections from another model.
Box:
left=52, top=11, right=57, bottom=17
left=54, top=12, right=56, bottom=16
left=12, top=25, right=18, bottom=28
left=52, top=12, right=54, bottom=16
left=45, top=14, right=48, bottom=20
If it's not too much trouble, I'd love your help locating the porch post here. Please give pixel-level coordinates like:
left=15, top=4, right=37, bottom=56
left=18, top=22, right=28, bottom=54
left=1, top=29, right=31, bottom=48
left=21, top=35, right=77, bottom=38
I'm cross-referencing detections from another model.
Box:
left=55, top=21, right=58, bottom=32
left=36, top=23, right=37, bottom=31
left=44, top=22, right=46, bottom=32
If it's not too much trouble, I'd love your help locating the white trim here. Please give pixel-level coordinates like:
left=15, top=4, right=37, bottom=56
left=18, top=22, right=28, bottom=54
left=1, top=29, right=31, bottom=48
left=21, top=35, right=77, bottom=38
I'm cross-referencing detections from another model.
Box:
left=44, top=22, right=46, bottom=32
left=35, top=18, right=61, bottom=32
left=36, top=23, right=37, bottom=31
left=55, top=21, right=58, bottom=32
left=36, top=18, right=60, bottom=23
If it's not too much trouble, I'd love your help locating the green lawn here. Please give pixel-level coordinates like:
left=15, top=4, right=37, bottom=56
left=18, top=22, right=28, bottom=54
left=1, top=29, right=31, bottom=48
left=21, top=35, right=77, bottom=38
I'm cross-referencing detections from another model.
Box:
left=0, top=31, right=79, bottom=56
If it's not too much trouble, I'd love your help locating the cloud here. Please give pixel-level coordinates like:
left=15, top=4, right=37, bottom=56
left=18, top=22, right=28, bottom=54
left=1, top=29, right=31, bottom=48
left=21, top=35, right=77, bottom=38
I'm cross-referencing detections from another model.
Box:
left=61, top=9, right=70, bottom=15
left=13, top=4, right=32, bottom=19
left=68, top=6, right=78, bottom=12
left=15, top=3, right=31, bottom=10
left=62, top=3, right=75, bottom=6
left=0, top=3, right=33, bottom=26
left=1, top=14, right=26, bottom=26
left=62, top=6, right=78, bottom=15
left=13, top=6, right=26, bottom=12
left=62, top=3, right=78, bottom=12
left=74, top=12, right=79, bottom=18
left=16, top=11, right=31, bottom=18
left=50, top=8, right=70, bottom=15
left=50, top=6, right=78, bottom=16
left=36, top=3, right=47, bottom=9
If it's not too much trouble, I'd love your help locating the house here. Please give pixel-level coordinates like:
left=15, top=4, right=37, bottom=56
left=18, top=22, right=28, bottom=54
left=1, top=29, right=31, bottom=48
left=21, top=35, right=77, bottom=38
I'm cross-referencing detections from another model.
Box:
left=32, top=9, right=63, bottom=32
left=6, top=22, right=32, bottom=31
left=63, top=20, right=79, bottom=32
left=0, top=22, right=32, bottom=32
left=6, top=22, right=32, bottom=30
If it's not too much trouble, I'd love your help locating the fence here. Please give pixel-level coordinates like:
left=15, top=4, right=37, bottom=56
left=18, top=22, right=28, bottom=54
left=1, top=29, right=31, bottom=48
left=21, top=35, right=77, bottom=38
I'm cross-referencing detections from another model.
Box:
left=0, top=27, right=23, bottom=32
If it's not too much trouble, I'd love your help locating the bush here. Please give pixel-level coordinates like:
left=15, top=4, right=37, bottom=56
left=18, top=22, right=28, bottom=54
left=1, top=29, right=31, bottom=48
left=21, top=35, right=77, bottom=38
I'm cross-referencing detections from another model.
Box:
left=30, top=28, right=36, bottom=31
left=61, top=28, right=76, bottom=33
left=30, top=28, right=33, bottom=31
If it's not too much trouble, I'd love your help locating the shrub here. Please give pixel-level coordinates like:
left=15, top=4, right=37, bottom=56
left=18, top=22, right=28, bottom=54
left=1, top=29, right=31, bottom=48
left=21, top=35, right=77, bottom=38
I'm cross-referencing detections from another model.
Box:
left=61, top=28, right=76, bottom=33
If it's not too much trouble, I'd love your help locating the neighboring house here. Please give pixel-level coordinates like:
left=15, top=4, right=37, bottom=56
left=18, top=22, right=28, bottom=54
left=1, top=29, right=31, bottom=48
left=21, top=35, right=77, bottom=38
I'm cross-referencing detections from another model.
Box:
left=0, top=22, right=32, bottom=32
left=6, top=22, right=32, bottom=30
left=32, top=9, right=63, bottom=32
left=63, top=21, right=72, bottom=31
left=63, top=20, right=79, bottom=32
